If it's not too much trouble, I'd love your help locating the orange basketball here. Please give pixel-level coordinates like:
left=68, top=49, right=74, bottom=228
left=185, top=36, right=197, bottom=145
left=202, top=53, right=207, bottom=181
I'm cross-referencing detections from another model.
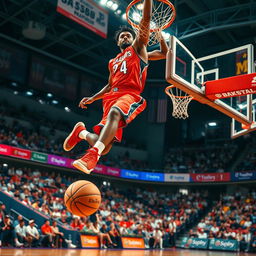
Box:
left=64, top=180, right=101, bottom=217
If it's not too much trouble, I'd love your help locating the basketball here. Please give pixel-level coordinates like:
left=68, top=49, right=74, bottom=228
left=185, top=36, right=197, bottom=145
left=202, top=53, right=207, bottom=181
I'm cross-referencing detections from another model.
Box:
left=64, top=180, right=101, bottom=217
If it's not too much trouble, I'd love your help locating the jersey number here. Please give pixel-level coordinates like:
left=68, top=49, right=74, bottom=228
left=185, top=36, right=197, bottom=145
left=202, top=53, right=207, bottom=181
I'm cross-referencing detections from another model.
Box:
left=113, top=61, right=127, bottom=74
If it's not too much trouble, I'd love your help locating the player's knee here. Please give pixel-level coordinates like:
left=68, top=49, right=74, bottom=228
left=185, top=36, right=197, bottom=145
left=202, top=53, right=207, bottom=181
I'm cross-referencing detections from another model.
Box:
left=108, top=108, right=122, bottom=121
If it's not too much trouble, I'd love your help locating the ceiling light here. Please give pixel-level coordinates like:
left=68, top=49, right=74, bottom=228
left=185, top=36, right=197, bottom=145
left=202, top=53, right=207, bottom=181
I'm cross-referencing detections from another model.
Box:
left=106, top=1, right=113, bottom=7
left=26, top=91, right=33, bottom=96
left=137, top=3, right=143, bottom=10
left=13, top=91, right=18, bottom=95
left=47, top=93, right=53, bottom=97
left=100, top=0, right=107, bottom=5
left=111, top=3, right=118, bottom=10
left=52, top=100, right=58, bottom=104
left=38, top=99, right=45, bottom=104
left=64, top=106, right=71, bottom=112
left=11, top=82, right=18, bottom=87
left=208, top=122, right=217, bottom=127
left=3, top=163, right=8, bottom=167
left=132, top=12, right=141, bottom=22
left=116, top=10, right=121, bottom=15
left=122, top=13, right=126, bottom=20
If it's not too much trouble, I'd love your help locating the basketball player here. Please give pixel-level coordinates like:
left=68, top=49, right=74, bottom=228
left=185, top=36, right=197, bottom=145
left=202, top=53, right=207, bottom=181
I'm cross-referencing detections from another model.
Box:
left=63, top=0, right=167, bottom=174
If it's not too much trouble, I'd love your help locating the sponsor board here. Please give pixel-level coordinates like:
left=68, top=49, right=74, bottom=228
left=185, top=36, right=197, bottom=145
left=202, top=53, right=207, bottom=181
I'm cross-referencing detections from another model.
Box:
left=47, top=154, right=68, bottom=167
left=190, top=173, right=230, bottom=182
left=106, top=166, right=121, bottom=177
left=180, top=237, right=208, bottom=249
left=93, top=164, right=107, bottom=175
left=57, top=0, right=108, bottom=38
left=209, top=238, right=238, bottom=251
left=164, top=173, right=190, bottom=182
left=121, top=169, right=141, bottom=180
left=121, top=237, right=145, bottom=249
left=141, top=172, right=164, bottom=182
left=0, top=144, right=12, bottom=156
left=11, top=147, right=31, bottom=160
left=80, top=235, right=99, bottom=248
left=31, top=151, right=48, bottom=163
left=232, top=171, right=256, bottom=181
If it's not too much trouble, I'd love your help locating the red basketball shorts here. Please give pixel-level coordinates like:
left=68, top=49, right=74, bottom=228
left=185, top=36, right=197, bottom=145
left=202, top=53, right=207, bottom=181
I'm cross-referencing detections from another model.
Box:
left=93, top=93, right=146, bottom=142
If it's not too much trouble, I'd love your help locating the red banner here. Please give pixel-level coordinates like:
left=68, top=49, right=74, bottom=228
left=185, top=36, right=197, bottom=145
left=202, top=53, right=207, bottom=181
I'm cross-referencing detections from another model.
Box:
left=11, top=147, right=31, bottom=160
left=205, top=73, right=256, bottom=100
left=0, top=144, right=12, bottom=156
left=106, top=166, right=121, bottom=177
left=190, top=173, right=230, bottom=182
left=93, top=164, right=107, bottom=175
left=80, top=235, right=99, bottom=248
left=121, top=237, right=145, bottom=249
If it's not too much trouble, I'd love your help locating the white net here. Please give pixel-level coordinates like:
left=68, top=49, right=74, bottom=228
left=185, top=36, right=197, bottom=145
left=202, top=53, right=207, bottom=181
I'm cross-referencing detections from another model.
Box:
left=165, top=86, right=193, bottom=119
left=127, top=0, right=175, bottom=46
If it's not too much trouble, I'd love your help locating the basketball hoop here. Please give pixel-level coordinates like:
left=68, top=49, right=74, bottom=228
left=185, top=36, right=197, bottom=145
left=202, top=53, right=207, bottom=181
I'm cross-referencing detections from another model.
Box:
left=126, top=0, right=176, bottom=46
left=165, top=85, right=193, bottom=119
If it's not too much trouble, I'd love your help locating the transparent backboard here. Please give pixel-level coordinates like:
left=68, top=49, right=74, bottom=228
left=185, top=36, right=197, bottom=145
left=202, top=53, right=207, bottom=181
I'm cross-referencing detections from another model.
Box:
left=166, top=36, right=255, bottom=138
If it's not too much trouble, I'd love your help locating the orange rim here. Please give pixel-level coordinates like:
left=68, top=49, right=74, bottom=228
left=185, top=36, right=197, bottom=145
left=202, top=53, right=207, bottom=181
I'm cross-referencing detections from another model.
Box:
left=165, top=85, right=194, bottom=99
left=126, top=0, right=176, bottom=32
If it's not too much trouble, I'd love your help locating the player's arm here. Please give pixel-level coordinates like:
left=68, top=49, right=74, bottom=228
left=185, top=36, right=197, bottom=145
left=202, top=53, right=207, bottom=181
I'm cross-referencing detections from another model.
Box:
left=132, top=0, right=152, bottom=60
left=148, top=31, right=168, bottom=60
left=79, top=72, right=112, bottom=109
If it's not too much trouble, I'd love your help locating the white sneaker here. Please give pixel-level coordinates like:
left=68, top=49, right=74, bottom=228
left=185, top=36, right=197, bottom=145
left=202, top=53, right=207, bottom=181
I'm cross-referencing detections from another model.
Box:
left=69, top=243, right=76, bottom=248
left=15, top=241, right=24, bottom=247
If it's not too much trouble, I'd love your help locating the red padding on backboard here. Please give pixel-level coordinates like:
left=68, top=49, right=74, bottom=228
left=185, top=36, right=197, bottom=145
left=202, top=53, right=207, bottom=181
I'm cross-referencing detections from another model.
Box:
left=205, top=73, right=256, bottom=100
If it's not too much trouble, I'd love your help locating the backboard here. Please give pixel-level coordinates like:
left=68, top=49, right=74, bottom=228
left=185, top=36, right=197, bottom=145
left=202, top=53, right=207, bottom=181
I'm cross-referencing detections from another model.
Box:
left=166, top=35, right=256, bottom=138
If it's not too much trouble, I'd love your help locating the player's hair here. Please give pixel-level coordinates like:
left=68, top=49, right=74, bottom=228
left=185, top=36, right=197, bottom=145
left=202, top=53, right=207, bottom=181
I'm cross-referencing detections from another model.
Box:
left=115, top=26, right=136, bottom=43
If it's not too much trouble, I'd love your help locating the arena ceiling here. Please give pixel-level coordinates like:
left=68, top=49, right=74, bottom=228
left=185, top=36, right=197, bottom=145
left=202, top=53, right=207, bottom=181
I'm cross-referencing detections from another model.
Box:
left=0, top=0, right=255, bottom=81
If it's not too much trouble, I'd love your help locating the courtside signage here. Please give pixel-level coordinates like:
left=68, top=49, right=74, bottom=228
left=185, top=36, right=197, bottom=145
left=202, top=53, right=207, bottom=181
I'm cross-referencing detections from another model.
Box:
left=57, top=0, right=108, bottom=38
left=121, top=169, right=141, bottom=180
left=11, top=147, right=31, bottom=160
left=0, top=144, right=12, bottom=155
left=190, top=173, right=230, bottom=182
left=31, top=151, right=48, bottom=163
left=47, top=154, right=68, bottom=167
left=209, top=238, right=238, bottom=251
left=80, top=235, right=99, bottom=248
left=164, top=173, right=190, bottom=182
left=232, top=171, right=256, bottom=181
left=105, top=166, right=121, bottom=177
left=181, top=238, right=208, bottom=249
left=121, top=237, right=145, bottom=249
left=141, top=172, right=164, bottom=182
left=93, top=164, right=107, bottom=174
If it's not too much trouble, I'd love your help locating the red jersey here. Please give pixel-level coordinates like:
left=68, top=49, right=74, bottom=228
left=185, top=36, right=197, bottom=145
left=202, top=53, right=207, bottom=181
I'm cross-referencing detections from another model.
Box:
left=107, top=46, right=148, bottom=96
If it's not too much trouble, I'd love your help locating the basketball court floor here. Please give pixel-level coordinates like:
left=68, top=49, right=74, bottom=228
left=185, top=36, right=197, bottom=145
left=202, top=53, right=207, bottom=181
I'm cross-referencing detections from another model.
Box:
left=0, top=248, right=254, bottom=256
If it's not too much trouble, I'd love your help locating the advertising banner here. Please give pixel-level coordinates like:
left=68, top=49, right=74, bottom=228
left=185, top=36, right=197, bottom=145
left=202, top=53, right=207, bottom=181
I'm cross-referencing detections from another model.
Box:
left=121, top=237, right=145, bottom=249
left=232, top=171, right=256, bottom=181
left=11, top=147, right=31, bottom=160
left=47, top=154, right=69, bottom=167
left=164, top=173, right=190, bottom=182
left=80, top=235, right=99, bottom=248
left=180, top=237, right=208, bottom=249
left=141, top=172, right=164, bottom=182
left=190, top=173, right=230, bottom=182
left=106, top=166, right=121, bottom=177
left=208, top=238, right=238, bottom=251
left=0, top=144, right=12, bottom=156
left=57, top=0, right=108, bottom=38
left=93, top=164, right=107, bottom=175
left=121, top=169, right=141, bottom=180
left=31, top=151, right=48, bottom=163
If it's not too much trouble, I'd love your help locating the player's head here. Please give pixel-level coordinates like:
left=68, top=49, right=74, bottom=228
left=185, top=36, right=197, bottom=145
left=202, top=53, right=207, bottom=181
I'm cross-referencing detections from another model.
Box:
left=115, top=26, right=136, bottom=50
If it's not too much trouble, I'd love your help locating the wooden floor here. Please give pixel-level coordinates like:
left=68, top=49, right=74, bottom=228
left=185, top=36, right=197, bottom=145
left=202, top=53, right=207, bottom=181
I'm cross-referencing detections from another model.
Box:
left=0, top=248, right=253, bottom=256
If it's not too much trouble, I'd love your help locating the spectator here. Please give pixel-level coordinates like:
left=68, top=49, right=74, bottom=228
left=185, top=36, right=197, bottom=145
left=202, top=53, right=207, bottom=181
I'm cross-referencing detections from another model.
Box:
left=0, top=215, right=23, bottom=247
left=108, top=223, right=121, bottom=248
left=41, top=220, right=54, bottom=247
left=153, top=227, right=163, bottom=249
left=15, top=219, right=28, bottom=245
left=51, top=220, right=68, bottom=248
left=26, top=219, right=40, bottom=247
